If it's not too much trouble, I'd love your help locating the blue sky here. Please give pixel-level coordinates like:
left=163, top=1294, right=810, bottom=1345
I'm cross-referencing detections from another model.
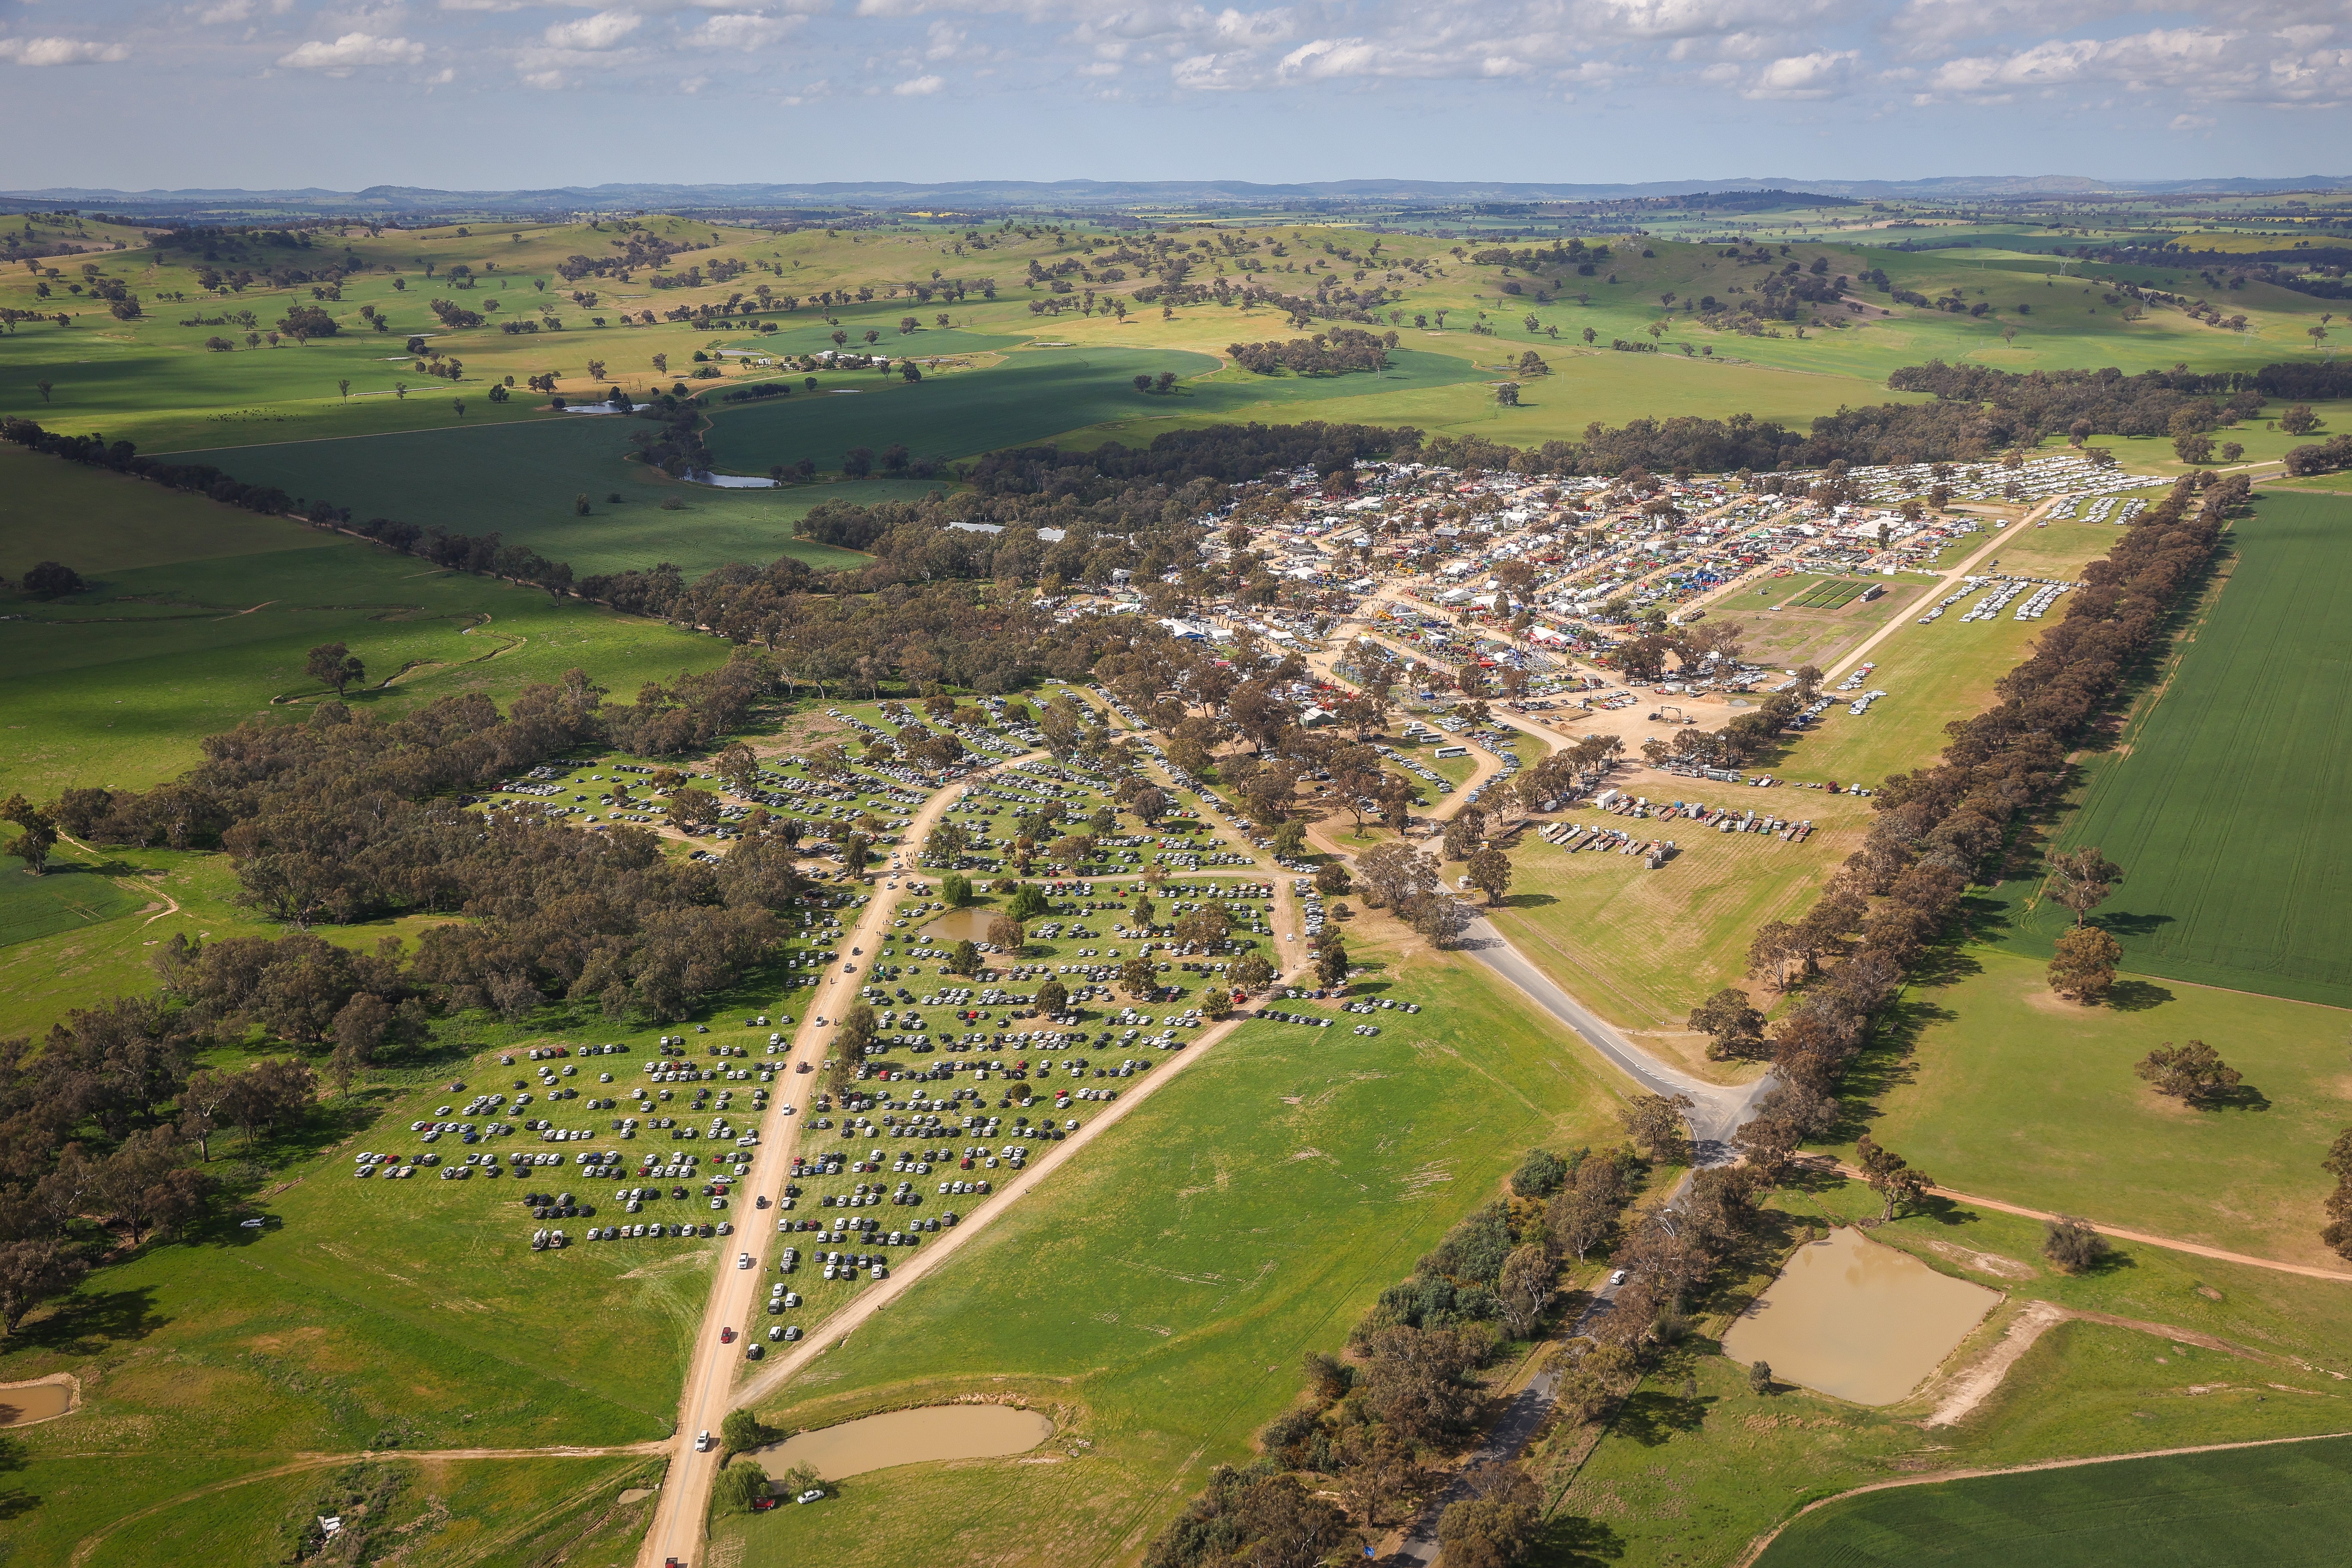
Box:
left=0, top=0, right=2345, bottom=189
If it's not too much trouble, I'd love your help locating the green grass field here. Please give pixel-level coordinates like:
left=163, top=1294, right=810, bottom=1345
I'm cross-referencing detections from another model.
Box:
left=711, top=932, right=1625, bottom=1568
left=1754, top=1435, right=2352, bottom=1567
left=151, top=414, right=895, bottom=578
left=0, top=449, right=726, bottom=798
left=1989, top=491, right=2352, bottom=1007
left=1837, top=948, right=2351, bottom=1266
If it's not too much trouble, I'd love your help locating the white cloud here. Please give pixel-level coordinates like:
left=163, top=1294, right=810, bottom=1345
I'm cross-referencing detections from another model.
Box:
left=276, top=32, right=426, bottom=69
left=893, top=70, right=945, bottom=89
left=2170, top=111, right=2215, bottom=128
left=545, top=9, right=644, bottom=47
left=196, top=0, right=255, bottom=22
left=0, top=37, right=132, bottom=65
left=689, top=11, right=800, bottom=45
left=1746, top=48, right=1854, bottom=97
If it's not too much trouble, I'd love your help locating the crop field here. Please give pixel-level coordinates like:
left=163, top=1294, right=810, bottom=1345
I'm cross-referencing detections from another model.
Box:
left=702, top=345, right=1223, bottom=472
left=1556, top=1178, right=2352, bottom=1568
left=0, top=449, right=726, bottom=799
left=4, top=214, right=2337, bottom=475
left=1991, top=491, right=2352, bottom=1007
left=153, top=415, right=890, bottom=578
left=1836, top=948, right=2350, bottom=1266
left=1754, top=1434, right=2352, bottom=1567
left=710, top=933, right=1625, bottom=1568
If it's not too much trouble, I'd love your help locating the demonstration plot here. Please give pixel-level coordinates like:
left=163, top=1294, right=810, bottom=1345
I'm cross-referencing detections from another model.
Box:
left=0, top=859, right=147, bottom=949
left=1991, top=492, right=2352, bottom=1007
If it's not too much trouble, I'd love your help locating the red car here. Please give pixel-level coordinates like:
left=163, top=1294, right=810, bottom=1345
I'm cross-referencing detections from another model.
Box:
left=720, top=1326, right=736, bottom=1344
left=751, top=1495, right=778, bottom=1512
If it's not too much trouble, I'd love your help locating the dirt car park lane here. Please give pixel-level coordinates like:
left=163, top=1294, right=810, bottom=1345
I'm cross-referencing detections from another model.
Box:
left=638, top=752, right=1035, bottom=1568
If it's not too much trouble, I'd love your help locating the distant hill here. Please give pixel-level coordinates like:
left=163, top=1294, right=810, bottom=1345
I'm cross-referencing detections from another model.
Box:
left=4, top=174, right=2348, bottom=220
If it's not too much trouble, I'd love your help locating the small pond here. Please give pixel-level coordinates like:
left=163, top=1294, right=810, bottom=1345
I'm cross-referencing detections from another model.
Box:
left=1719, top=1227, right=1999, bottom=1405
left=919, top=907, right=1001, bottom=944
left=754, top=1404, right=1053, bottom=1480
left=0, top=1380, right=74, bottom=1425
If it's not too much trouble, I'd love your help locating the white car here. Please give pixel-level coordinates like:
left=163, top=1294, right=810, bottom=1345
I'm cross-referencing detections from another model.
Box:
left=694, top=1431, right=714, bottom=1452
left=737, top=1252, right=753, bottom=1269
left=1609, top=1269, right=1629, bottom=1287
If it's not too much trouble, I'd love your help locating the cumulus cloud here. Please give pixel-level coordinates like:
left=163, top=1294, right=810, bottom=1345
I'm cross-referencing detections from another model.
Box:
left=0, top=37, right=132, bottom=64
left=688, top=11, right=801, bottom=45
left=543, top=9, right=644, bottom=48
left=1746, top=48, right=1854, bottom=98
left=276, top=32, right=426, bottom=69
left=893, top=71, right=945, bottom=90
left=196, top=0, right=255, bottom=22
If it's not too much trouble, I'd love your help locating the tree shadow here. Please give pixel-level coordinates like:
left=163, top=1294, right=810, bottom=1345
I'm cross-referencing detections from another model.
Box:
left=1608, top=1387, right=1709, bottom=1447
left=1539, top=1513, right=1628, bottom=1565
left=2195, top=1083, right=2272, bottom=1114
left=2093, top=909, right=2176, bottom=939
left=15, top=1285, right=165, bottom=1357
left=2105, top=978, right=2174, bottom=1012
left=0, top=1434, right=33, bottom=1523
left=1502, top=892, right=1557, bottom=911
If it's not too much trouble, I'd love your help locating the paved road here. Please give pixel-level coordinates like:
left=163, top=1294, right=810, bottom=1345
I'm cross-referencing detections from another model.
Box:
left=1458, top=912, right=1772, bottom=1163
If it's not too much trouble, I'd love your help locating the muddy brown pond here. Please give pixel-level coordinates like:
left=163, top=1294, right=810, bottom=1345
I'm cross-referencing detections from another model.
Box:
left=0, top=1380, right=74, bottom=1425
left=754, top=1405, right=1054, bottom=1481
left=1719, top=1227, right=1999, bottom=1405
left=918, top=908, right=1001, bottom=944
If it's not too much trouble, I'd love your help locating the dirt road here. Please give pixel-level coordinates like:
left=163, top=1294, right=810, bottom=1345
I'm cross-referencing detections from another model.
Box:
left=637, top=753, right=1033, bottom=1568
left=1828, top=1163, right=2352, bottom=1284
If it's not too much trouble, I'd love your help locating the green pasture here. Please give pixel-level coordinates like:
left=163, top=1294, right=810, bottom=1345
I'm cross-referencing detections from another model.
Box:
left=152, top=415, right=893, bottom=579
left=0, top=449, right=726, bottom=799
left=1558, top=1177, right=2352, bottom=1568
left=77, top=1454, right=660, bottom=1568
left=1756, top=1435, right=2352, bottom=1567
left=714, top=937, right=1626, bottom=1568
left=1989, top=491, right=2352, bottom=1007
left=1840, top=947, right=2351, bottom=1266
